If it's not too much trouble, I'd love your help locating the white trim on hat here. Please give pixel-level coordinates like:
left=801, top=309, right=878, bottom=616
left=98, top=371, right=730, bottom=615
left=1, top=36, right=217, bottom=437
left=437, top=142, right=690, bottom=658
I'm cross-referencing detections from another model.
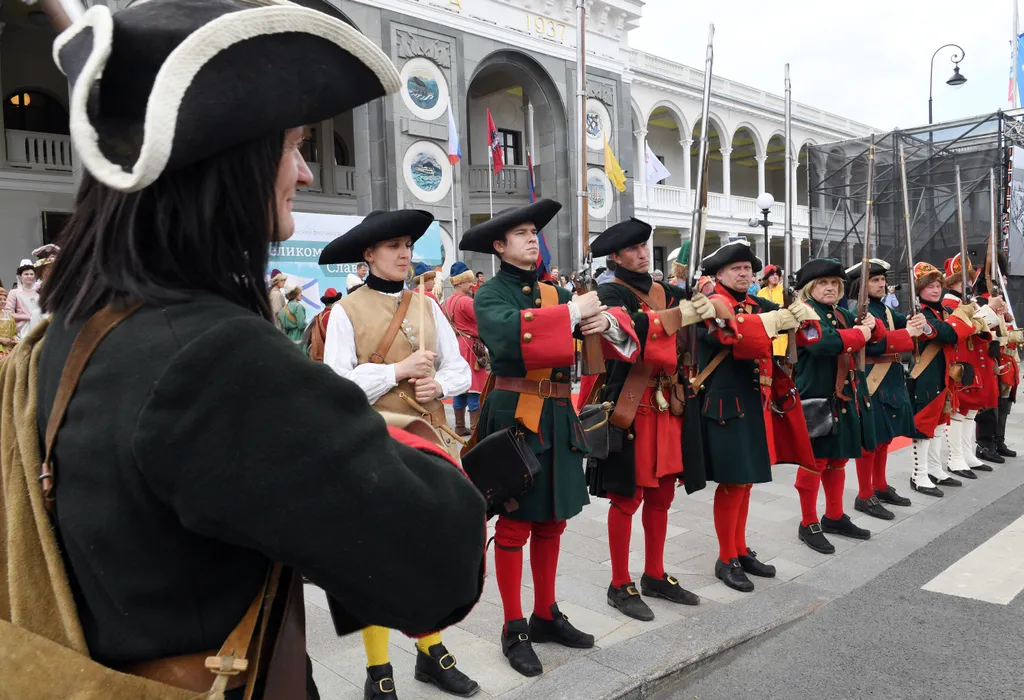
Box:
left=55, top=3, right=401, bottom=192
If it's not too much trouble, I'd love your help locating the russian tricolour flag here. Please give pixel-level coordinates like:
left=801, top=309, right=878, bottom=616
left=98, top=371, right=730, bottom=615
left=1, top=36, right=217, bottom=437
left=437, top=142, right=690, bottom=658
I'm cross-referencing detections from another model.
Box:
left=447, top=99, right=461, bottom=166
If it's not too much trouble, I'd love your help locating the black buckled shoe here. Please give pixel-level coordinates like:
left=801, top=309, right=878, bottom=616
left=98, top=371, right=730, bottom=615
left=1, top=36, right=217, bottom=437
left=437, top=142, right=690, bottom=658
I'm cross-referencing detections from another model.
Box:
left=910, top=477, right=944, bottom=497
left=950, top=468, right=977, bottom=480
left=798, top=522, right=836, bottom=554
left=854, top=496, right=895, bottom=521
left=714, top=558, right=754, bottom=592
left=607, top=582, right=654, bottom=621
left=821, top=513, right=871, bottom=540
left=976, top=446, right=1005, bottom=464
left=737, top=549, right=776, bottom=578
left=364, top=663, right=397, bottom=699
left=875, top=485, right=911, bottom=507
left=528, top=604, right=595, bottom=649
left=500, top=619, right=542, bottom=677
left=414, top=644, right=480, bottom=697
left=641, top=572, right=701, bottom=605
left=997, top=442, right=1017, bottom=458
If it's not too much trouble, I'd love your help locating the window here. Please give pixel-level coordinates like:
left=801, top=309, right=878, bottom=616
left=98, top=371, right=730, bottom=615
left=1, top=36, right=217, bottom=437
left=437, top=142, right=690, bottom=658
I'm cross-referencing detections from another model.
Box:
left=498, top=129, right=521, bottom=167
left=299, top=127, right=319, bottom=163
left=656, top=155, right=666, bottom=166
left=333, top=134, right=352, bottom=167
left=41, top=211, right=71, bottom=244
left=653, top=246, right=665, bottom=275
left=4, top=91, right=69, bottom=135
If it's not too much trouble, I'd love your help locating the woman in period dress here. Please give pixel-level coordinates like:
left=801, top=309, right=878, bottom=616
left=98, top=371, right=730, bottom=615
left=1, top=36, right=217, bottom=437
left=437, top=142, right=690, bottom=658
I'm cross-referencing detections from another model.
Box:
left=321, top=209, right=479, bottom=699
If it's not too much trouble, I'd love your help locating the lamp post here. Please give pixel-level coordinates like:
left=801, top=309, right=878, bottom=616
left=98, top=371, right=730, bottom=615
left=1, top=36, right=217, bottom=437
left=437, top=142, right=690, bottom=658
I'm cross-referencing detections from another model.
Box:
left=749, top=192, right=775, bottom=266
left=928, top=43, right=967, bottom=124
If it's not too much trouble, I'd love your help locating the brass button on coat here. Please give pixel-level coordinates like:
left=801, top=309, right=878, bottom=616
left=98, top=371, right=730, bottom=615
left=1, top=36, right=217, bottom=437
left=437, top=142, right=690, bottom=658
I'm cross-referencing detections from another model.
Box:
left=555, top=372, right=564, bottom=380
left=522, top=285, right=532, bottom=294
left=535, top=298, right=543, bottom=307
left=523, top=333, right=533, bottom=343
left=524, top=312, right=534, bottom=321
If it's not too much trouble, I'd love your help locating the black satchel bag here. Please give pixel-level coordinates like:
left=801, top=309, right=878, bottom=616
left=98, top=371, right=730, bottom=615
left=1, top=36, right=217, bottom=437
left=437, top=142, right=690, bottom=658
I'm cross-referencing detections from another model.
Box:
left=578, top=401, right=617, bottom=460
left=461, top=426, right=540, bottom=518
left=801, top=397, right=837, bottom=439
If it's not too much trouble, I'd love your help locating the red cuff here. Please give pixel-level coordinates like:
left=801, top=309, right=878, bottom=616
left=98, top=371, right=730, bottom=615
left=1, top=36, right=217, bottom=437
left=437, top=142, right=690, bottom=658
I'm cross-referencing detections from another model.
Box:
left=642, top=310, right=677, bottom=371
left=796, top=320, right=823, bottom=346
left=601, top=306, right=640, bottom=363
left=729, top=314, right=773, bottom=360
left=881, top=328, right=915, bottom=354
left=388, top=426, right=460, bottom=470
left=869, top=320, right=886, bottom=343
left=520, top=305, right=575, bottom=369
left=837, top=327, right=868, bottom=353
left=948, top=315, right=976, bottom=341
left=705, top=316, right=740, bottom=345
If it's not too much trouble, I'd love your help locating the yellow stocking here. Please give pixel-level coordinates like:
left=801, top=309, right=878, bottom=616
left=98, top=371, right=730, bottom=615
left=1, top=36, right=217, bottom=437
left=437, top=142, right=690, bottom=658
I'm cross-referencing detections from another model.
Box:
left=362, top=626, right=390, bottom=667
left=415, top=632, right=443, bottom=655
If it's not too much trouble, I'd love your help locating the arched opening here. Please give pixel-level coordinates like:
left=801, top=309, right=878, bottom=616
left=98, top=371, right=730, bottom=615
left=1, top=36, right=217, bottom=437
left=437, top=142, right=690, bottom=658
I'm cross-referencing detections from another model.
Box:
left=3, top=90, right=67, bottom=134
left=764, top=134, right=786, bottom=202
left=466, top=50, right=570, bottom=267
left=730, top=126, right=761, bottom=199
left=690, top=118, right=725, bottom=194
left=797, top=144, right=811, bottom=207
left=645, top=105, right=686, bottom=188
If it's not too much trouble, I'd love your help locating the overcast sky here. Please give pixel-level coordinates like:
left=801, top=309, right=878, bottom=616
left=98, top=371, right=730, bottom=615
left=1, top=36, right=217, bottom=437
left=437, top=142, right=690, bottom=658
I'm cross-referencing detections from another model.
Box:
left=628, top=0, right=1016, bottom=131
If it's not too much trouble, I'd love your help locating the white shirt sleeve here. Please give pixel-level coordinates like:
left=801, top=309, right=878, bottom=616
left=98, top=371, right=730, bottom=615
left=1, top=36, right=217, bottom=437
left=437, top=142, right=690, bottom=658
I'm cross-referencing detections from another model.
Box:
left=600, top=311, right=638, bottom=358
left=323, top=304, right=398, bottom=405
left=432, top=299, right=472, bottom=398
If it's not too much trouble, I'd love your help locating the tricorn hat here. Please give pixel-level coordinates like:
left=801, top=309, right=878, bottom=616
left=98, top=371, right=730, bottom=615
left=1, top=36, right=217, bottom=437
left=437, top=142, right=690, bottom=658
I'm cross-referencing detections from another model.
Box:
left=701, top=240, right=762, bottom=277
left=32, top=244, right=60, bottom=268
left=795, top=258, right=848, bottom=290
left=459, top=199, right=561, bottom=255
left=318, top=210, right=434, bottom=265
left=54, top=0, right=401, bottom=192
left=845, top=258, right=890, bottom=280
left=590, top=217, right=651, bottom=257
left=320, top=287, right=341, bottom=305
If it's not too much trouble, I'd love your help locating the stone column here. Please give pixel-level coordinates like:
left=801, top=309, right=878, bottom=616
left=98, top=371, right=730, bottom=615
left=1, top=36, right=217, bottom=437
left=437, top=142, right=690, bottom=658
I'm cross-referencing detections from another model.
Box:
left=681, top=138, right=692, bottom=192
left=721, top=147, right=732, bottom=208
left=320, top=119, right=335, bottom=195
left=756, top=154, right=766, bottom=198
left=634, top=128, right=647, bottom=207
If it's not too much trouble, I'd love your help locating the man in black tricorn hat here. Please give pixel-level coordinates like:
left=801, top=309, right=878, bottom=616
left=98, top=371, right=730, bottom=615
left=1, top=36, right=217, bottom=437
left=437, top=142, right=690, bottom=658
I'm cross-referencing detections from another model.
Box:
left=583, top=217, right=716, bottom=622
left=461, top=200, right=638, bottom=677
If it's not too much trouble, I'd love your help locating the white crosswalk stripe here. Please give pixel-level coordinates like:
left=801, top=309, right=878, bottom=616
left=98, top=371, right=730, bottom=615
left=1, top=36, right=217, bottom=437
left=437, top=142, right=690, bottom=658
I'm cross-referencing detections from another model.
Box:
left=922, top=515, right=1024, bottom=605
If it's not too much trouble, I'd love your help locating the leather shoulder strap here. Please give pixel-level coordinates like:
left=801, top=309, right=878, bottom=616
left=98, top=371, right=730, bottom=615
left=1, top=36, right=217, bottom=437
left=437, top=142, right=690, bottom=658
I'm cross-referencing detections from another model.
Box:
left=370, top=291, right=413, bottom=364
left=910, top=341, right=944, bottom=380
left=612, top=278, right=667, bottom=311
left=689, top=349, right=730, bottom=389
left=40, top=303, right=141, bottom=513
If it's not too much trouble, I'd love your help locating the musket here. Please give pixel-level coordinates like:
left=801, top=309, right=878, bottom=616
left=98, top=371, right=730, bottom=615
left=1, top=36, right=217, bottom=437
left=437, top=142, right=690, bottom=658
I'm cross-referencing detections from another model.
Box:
left=854, top=137, right=876, bottom=372
left=573, top=0, right=604, bottom=376
left=992, top=166, right=1017, bottom=323
left=783, top=64, right=797, bottom=365
left=989, top=168, right=1012, bottom=337
left=954, top=164, right=972, bottom=299
left=681, top=24, right=715, bottom=372
left=897, top=144, right=921, bottom=360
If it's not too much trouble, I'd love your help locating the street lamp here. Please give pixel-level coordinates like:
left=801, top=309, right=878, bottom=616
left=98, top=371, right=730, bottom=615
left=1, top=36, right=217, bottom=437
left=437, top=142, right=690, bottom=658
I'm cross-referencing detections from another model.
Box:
left=929, top=43, right=967, bottom=124
left=749, top=192, right=775, bottom=266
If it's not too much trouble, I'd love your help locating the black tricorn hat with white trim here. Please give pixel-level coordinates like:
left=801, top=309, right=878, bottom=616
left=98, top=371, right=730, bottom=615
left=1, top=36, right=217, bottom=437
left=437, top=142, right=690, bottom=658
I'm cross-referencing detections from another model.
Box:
left=53, top=0, right=401, bottom=192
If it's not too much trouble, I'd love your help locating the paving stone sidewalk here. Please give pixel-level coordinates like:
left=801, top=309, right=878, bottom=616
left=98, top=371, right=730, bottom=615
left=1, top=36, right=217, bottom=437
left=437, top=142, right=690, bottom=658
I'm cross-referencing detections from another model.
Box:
left=305, top=416, right=1024, bottom=700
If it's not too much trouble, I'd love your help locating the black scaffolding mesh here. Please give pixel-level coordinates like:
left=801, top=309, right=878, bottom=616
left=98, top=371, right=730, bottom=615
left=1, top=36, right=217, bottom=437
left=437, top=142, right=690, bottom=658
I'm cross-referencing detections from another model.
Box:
left=807, top=112, right=1007, bottom=308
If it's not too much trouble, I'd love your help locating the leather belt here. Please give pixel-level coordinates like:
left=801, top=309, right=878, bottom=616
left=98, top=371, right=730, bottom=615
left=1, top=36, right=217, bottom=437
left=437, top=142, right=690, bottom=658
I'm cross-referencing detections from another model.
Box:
left=866, top=354, right=900, bottom=364
left=115, top=651, right=249, bottom=693
left=495, top=376, right=572, bottom=399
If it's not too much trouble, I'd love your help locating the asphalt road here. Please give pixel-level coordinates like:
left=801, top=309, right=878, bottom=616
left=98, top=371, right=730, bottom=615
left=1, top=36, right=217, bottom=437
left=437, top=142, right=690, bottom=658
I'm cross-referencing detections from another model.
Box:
left=654, top=480, right=1024, bottom=700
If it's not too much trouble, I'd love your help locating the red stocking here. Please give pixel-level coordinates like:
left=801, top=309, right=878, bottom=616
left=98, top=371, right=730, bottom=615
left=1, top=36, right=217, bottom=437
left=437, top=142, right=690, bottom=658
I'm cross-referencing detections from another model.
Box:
left=873, top=442, right=891, bottom=491
left=821, top=460, right=848, bottom=520
left=854, top=449, right=875, bottom=500
left=608, top=492, right=640, bottom=587
left=713, top=484, right=742, bottom=564
left=530, top=520, right=566, bottom=620
left=641, top=476, right=675, bottom=580
left=734, top=484, right=752, bottom=556
left=795, top=462, right=825, bottom=526
left=494, top=516, right=530, bottom=627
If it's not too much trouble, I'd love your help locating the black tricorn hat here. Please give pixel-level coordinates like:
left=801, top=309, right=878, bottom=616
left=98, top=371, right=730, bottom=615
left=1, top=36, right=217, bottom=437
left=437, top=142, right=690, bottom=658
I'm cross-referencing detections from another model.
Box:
left=319, top=210, right=434, bottom=265
left=845, top=258, right=890, bottom=280
left=459, top=199, right=562, bottom=255
left=591, top=217, right=652, bottom=257
left=701, top=240, right=762, bottom=276
left=795, top=258, right=849, bottom=289
left=54, top=0, right=401, bottom=192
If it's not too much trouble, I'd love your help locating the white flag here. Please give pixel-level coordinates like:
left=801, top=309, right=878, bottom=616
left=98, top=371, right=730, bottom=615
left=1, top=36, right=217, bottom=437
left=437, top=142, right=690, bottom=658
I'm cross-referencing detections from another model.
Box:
left=644, top=142, right=671, bottom=185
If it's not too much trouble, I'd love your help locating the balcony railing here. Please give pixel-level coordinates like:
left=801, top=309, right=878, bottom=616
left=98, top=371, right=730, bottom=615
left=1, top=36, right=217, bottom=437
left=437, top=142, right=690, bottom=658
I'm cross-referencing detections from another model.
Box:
left=635, top=183, right=809, bottom=227
left=6, top=130, right=72, bottom=171
left=468, top=164, right=529, bottom=196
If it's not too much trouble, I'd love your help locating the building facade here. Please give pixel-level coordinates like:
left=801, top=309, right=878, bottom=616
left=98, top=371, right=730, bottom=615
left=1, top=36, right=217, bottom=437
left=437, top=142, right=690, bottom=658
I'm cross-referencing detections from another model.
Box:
left=0, top=0, right=875, bottom=282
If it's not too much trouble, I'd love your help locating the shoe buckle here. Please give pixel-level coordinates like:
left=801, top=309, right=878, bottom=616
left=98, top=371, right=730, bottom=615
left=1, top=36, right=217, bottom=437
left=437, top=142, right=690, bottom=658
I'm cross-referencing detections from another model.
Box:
left=438, top=653, right=457, bottom=671
left=626, top=585, right=639, bottom=596
left=517, top=633, right=530, bottom=642
left=808, top=522, right=823, bottom=534
left=665, top=575, right=678, bottom=586
left=867, top=496, right=881, bottom=506
left=378, top=678, right=396, bottom=693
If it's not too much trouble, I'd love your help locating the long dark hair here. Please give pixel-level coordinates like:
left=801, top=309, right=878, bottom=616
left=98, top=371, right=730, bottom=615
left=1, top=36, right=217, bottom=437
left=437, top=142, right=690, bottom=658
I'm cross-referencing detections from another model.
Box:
left=42, top=131, right=284, bottom=324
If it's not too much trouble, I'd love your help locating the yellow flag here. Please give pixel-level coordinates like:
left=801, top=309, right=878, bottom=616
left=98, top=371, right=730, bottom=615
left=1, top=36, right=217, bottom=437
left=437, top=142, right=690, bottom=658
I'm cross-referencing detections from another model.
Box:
left=604, top=135, right=627, bottom=193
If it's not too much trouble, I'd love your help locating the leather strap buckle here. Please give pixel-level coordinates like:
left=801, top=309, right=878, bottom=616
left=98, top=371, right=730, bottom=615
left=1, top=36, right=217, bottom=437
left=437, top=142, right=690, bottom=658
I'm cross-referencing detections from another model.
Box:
left=517, top=633, right=530, bottom=642
left=204, top=655, right=248, bottom=676
left=808, top=522, right=823, bottom=534
left=378, top=677, right=396, bottom=693
left=438, top=653, right=457, bottom=671
left=665, top=575, right=678, bottom=586
left=626, top=585, right=639, bottom=596
left=537, top=378, right=554, bottom=399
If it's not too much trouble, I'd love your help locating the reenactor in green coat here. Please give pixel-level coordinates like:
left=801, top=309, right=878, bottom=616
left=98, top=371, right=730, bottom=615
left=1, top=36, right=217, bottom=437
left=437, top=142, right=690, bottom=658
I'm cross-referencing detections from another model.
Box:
left=584, top=218, right=716, bottom=621
left=460, top=200, right=638, bottom=678
left=696, top=241, right=817, bottom=592
left=792, top=259, right=882, bottom=553
left=846, top=259, right=926, bottom=520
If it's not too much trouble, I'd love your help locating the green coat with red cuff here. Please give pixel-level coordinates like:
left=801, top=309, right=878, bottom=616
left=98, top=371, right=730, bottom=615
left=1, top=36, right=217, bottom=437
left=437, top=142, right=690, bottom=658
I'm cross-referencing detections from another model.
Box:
left=794, top=299, right=881, bottom=460
left=911, top=300, right=976, bottom=437
left=848, top=298, right=917, bottom=443
left=474, top=264, right=590, bottom=522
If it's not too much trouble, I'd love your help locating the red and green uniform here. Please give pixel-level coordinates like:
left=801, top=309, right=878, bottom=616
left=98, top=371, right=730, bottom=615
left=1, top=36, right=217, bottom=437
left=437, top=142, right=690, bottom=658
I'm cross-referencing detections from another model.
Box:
left=943, top=292, right=998, bottom=414
left=911, top=299, right=976, bottom=437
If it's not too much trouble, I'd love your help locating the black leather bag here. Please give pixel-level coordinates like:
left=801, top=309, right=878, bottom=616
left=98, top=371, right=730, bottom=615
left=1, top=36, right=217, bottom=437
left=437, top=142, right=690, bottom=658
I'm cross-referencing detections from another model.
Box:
left=801, top=397, right=837, bottom=439
left=578, top=402, right=616, bottom=460
left=461, top=426, right=540, bottom=517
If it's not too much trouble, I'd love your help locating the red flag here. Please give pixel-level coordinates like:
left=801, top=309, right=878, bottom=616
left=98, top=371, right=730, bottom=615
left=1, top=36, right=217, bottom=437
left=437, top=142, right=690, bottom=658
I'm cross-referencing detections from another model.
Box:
left=486, top=107, right=504, bottom=175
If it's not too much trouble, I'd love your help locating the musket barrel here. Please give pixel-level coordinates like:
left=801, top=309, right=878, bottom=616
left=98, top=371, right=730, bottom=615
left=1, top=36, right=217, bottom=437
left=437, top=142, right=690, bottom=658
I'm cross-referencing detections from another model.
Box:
left=898, top=144, right=920, bottom=316
left=685, top=24, right=715, bottom=287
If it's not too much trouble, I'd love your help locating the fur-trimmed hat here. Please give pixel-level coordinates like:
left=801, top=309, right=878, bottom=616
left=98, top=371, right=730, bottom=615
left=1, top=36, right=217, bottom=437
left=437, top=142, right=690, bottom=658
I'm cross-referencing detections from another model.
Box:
left=449, top=261, right=475, bottom=286
left=53, top=0, right=401, bottom=192
left=761, top=264, right=781, bottom=281
left=943, top=253, right=975, bottom=288
left=914, top=262, right=944, bottom=293
left=459, top=199, right=561, bottom=255
left=412, top=261, right=436, bottom=285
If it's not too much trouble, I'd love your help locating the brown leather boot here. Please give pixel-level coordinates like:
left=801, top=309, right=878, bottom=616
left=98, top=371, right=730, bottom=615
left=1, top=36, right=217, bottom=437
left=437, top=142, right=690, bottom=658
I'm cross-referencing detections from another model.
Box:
left=468, top=409, right=481, bottom=431
left=454, top=407, right=471, bottom=437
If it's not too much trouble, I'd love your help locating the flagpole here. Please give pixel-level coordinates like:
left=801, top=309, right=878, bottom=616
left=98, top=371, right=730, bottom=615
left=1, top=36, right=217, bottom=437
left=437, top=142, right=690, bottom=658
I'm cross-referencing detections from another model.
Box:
left=1015, top=0, right=1021, bottom=108
left=451, top=165, right=458, bottom=263
left=645, top=136, right=654, bottom=272
left=488, top=146, right=495, bottom=277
